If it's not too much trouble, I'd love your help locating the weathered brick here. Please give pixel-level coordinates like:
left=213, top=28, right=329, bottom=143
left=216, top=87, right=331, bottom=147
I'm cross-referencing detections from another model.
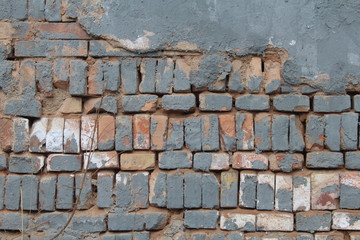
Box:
left=194, top=153, right=230, bottom=172
left=46, top=154, right=81, bottom=172
left=5, top=175, right=21, bottom=210
left=199, top=93, right=232, bottom=111
left=35, top=212, right=69, bottom=232
left=306, top=152, right=343, bottom=169
left=115, top=115, right=133, bottom=151
left=103, top=60, right=120, bottom=92
left=296, top=211, right=331, bottom=232
left=228, top=59, right=244, bottom=92
left=9, top=153, right=44, bottom=174
left=174, top=59, right=191, bottom=92
left=218, top=114, right=236, bottom=151
left=269, top=153, right=304, bottom=172
left=254, top=113, right=271, bottom=151
left=184, top=117, right=202, bottom=151
left=12, top=117, right=29, bottom=153
left=313, top=95, right=351, bottom=113
left=89, top=40, right=143, bottom=57
left=122, top=95, right=158, bottom=112
left=340, top=172, right=360, bottom=209
left=257, top=172, right=275, bottom=210
left=184, top=210, right=219, bottom=229
left=272, top=115, right=289, bottom=151
left=232, top=152, right=268, bottom=170
left=166, top=118, right=184, bottom=150
left=305, top=115, right=324, bottom=151
left=202, top=114, right=219, bottom=151
left=69, top=60, right=88, bottom=95
left=156, top=58, right=174, bottom=94
left=133, top=114, right=150, bottom=149
left=350, top=233, right=360, bottom=240
left=4, top=98, right=42, bottom=118
left=184, top=173, right=202, bottom=208
left=0, top=118, right=13, bottom=152
left=108, top=213, right=139, bottom=231
left=236, top=113, right=254, bottom=150
left=239, top=171, right=257, bottom=209
left=289, top=115, right=305, bottom=152
left=88, top=60, right=104, bottom=95
left=98, top=115, right=115, bottom=151
left=167, top=173, right=184, bottom=209
left=264, top=60, right=281, bottom=94
left=29, top=118, right=48, bottom=153
left=36, top=61, right=53, bottom=96
left=246, top=57, right=263, bottom=93
left=15, top=40, right=88, bottom=57
left=314, top=232, right=344, bottom=240
left=220, top=213, right=256, bottom=231
left=132, top=173, right=149, bottom=208
left=0, top=155, right=6, bottom=171
left=12, top=0, right=27, bottom=20
left=63, top=118, right=80, bottom=153
left=162, top=94, right=196, bottom=112
left=84, top=151, right=119, bottom=170
left=36, top=23, right=90, bottom=39
left=151, top=115, right=168, bottom=150
left=333, top=211, right=360, bottom=230
left=202, top=174, right=219, bottom=209
left=97, top=171, right=114, bottom=208
left=235, top=95, right=269, bottom=111
left=115, top=172, right=131, bottom=207
left=159, top=150, right=192, bottom=169
left=257, top=213, right=294, bottom=231
left=56, top=174, right=74, bottom=209
left=121, top=59, right=138, bottom=94
left=345, top=151, right=360, bottom=169
left=46, top=117, right=64, bottom=152
left=341, top=113, right=358, bottom=150
left=139, top=58, right=156, bottom=93
left=324, top=114, right=341, bottom=151
left=71, top=211, right=106, bottom=232
left=143, top=212, right=169, bottom=230
left=83, top=95, right=118, bottom=114
left=221, top=171, right=238, bottom=208
left=58, top=99, right=82, bottom=115
left=39, top=174, right=56, bottom=211
left=121, top=152, right=155, bottom=170
left=21, top=175, right=39, bottom=211
left=311, top=172, right=339, bottom=210
left=29, top=0, right=45, bottom=19
left=275, top=174, right=293, bottom=212
left=75, top=173, right=93, bottom=209
left=149, top=171, right=167, bottom=207
left=273, top=95, right=310, bottom=112
left=0, top=212, right=28, bottom=231
left=45, top=0, right=61, bottom=21
left=53, top=58, right=69, bottom=89
left=81, top=115, right=98, bottom=151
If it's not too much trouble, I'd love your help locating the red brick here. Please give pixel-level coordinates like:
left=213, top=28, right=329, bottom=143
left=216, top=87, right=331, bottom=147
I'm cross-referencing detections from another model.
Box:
left=98, top=115, right=115, bottom=151
left=0, top=118, right=13, bottom=152
left=219, top=114, right=236, bottom=151
left=151, top=115, right=168, bottom=150
left=133, top=114, right=150, bottom=149
left=87, top=60, right=103, bottom=95
left=232, top=152, right=268, bottom=170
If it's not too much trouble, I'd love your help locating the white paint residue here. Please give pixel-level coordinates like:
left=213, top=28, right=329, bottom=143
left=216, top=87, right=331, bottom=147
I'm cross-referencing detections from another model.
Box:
left=289, top=40, right=296, bottom=46
left=348, top=52, right=360, bottom=66
left=118, top=30, right=155, bottom=51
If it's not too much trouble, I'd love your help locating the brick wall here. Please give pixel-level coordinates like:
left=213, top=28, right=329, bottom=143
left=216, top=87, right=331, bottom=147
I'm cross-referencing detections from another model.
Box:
left=0, top=1, right=360, bottom=240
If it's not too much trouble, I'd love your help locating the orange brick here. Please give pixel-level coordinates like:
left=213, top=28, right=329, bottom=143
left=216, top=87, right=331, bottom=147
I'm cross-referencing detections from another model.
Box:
left=0, top=118, right=13, bottom=152
left=219, top=114, right=236, bottom=151
left=98, top=115, right=115, bottom=151
left=133, top=114, right=150, bottom=149
left=232, top=152, right=268, bottom=170
left=151, top=115, right=168, bottom=150
left=120, top=152, right=155, bottom=170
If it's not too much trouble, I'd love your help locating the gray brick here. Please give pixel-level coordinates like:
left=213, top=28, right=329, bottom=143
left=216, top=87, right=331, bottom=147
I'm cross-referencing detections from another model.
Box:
left=72, top=214, right=106, bottom=232
left=0, top=60, right=14, bottom=94
left=5, top=99, right=42, bottom=118
left=167, top=173, right=183, bottom=209
left=184, top=173, right=202, bottom=208
left=193, top=153, right=212, bottom=172
left=18, top=59, right=36, bottom=98
left=235, top=94, right=269, bottom=111
left=103, top=61, right=120, bottom=92
left=22, top=175, right=39, bottom=211
left=75, top=173, right=93, bottom=209
left=220, top=172, right=238, bottom=208
left=248, top=76, right=262, bottom=93
left=265, top=79, right=281, bottom=94
left=5, top=175, right=21, bottom=210
left=340, top=173, right=360, bottom=209
left=139, top=58, right=156, bottom=93
left=324, top=114, right=341, bottom=151
left=305, top=115, right=324, bottom=151
left=144, top=212, right=169, bottom=230
left=36, top=61, right=53, bottom=96
left=45, top=0, right=61, bottom=21
left=56, top=174, right=74, bottom=210
left=239, top=172, right=257, bottom=209
left=0, top=153, right=7, bottom=170
left=53, top=58, right=68, bottom=88
left=122, top=95, right=158, bottom=112
left=314, top=95, right=351, bottom=113
left=166, top=118, right=184, bottom=150
left=254, top=113, right=271, bottom=151
left=162, top=94, right=196, bottom=112
left=131, top=172, right=149, bottom=209
left=191, top=233, right=207, bottom=240
left=202, top=115, right=219, bottom=151
left=257, top=173, right=275, bottom=210
left=69, top=60, right=87, bottom=95
left=0, top=212, right=28, bottom=231
left=46, top=154, right=82, bottom=172
left=35, top=212, right=69, bottom=232
left=133, top=232, right=150, bottom=240
left=108, top=213, right=138, bottom=231
left=272, top=115, right=289, bottom=151
left=354, top=95, right=360, bottom=112
left=228, top=232, right=244, bottom=240
left=9, top=153, right=44, bottom=174
left=12, top=0, right=27, bottom=20
left=149, top=171, right=166, bottom=207
left=29, top=0, right=45, bottom=19
left=0, top=174, right=4, bottom=210
left=273, top=95, right=310, bottom=112
left=345, top=152, right=360, bottom=169
left=296, top=212, right=331, bottom=233
left=209, top=233, right=226, bottom=240
left=174, top=59, right=191, bottom=92
left=306, top=152, right=343, bottom=169
left=29, top=118, right=48, bottom=153
left=289, top=115, right=305, bottom=152
left=115, top=172, right=131, bottom=207
left=115, top=116, right=133, bottom=151
left=297, top=233, right=314, bottom=240
left=84, top=95, right=118, bottom=114
left=156, top=58, right=174, bottom=94
left=201, top=174, right=220, bottom=209
left=199, top=93, right=232, bottom=111
left=39, top=174, right=56, bottom=211
left=97, top=171, right=114, bottom=208
left=121, top=59, right=138, bottom=94
left=236, top=113, right=255, bottom=150
left=341, top=113, right=358, bottom=150
left=184, top=117, right=202, bottom=151
left=159, top=150, right=192, bottom=169
left=228, top=60, right=244, bottom=92
left=184, top=210, right=219, bottom=229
